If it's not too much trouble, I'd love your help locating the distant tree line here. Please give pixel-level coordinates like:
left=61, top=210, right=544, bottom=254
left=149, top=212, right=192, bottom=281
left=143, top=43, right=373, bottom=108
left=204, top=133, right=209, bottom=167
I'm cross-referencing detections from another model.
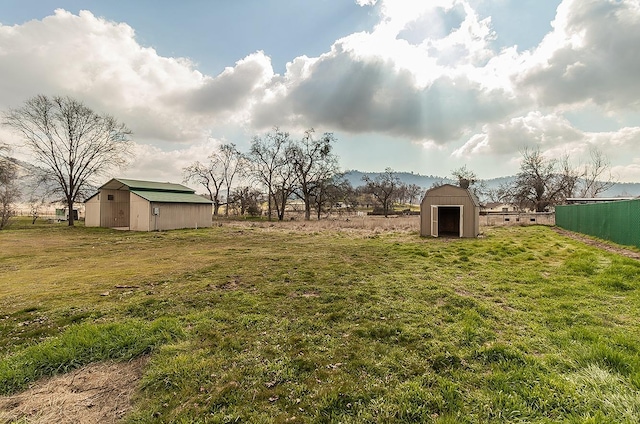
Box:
left=434, top=148, right=616, bottom=212
left=437, top=149, right=616, bottom=212
left=495, top=147, right=615, bottom=212
left=183, top=130, right=429, bottom=221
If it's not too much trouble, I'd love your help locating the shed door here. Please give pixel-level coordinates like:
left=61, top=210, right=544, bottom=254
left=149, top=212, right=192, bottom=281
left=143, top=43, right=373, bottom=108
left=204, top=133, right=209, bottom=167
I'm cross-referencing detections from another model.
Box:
left=431, top=206, right=438, bottom=237
left=432, top=205, right=464, bottom=237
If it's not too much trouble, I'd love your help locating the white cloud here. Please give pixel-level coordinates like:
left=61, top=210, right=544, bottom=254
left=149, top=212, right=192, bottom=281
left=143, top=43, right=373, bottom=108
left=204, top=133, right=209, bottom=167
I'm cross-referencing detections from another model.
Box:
left=250, top=0, right=519, bottom=142
left=612, top=162, right=640, bottom=183
left=0, top=3, right=519, bottom=149
left=454, top=112, right=583, bottom=156
left=454, top=112, right=640, bottom=172
left=0, top=10, right=206, bottom=142
left=3, top=2, right=640, bottom=182
left=121, top=140, right=220, bottom=186
left=179, top=52, right=275, bottom=120
left=0, top=9, right=278, bottom=146
left=342, top=1, right=499, bottom=85
left=252, top=48, right=516, bottom=143
left=424, top=2, right=496, bottom=67
left=518, top=0, right=640, bottom=110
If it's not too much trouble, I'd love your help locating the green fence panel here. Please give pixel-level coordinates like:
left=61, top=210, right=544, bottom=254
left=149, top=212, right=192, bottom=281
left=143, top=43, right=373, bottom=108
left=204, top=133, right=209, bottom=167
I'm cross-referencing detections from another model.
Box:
left=556, top=200, right=640, bottom=248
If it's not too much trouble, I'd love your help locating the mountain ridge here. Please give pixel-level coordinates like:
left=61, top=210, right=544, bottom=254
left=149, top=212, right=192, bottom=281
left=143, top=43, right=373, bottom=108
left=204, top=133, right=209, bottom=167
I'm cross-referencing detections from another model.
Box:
left=343, top=170, right=640, bottom=198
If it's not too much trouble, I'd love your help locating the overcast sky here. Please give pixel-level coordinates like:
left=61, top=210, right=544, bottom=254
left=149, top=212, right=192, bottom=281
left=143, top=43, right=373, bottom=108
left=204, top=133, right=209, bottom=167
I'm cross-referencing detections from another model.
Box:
left=2, top=0, right=640, bottom=185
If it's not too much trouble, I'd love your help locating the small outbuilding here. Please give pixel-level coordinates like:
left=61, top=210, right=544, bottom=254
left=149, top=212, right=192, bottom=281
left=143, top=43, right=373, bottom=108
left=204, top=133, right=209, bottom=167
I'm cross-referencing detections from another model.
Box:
left=85, top=178, right=212, bottom=231
left=420, top=184, right=480, bottom=238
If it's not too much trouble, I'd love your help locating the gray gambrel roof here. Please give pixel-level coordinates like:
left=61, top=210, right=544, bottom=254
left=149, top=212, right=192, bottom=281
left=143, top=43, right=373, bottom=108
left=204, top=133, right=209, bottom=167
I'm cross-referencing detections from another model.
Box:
left=424, top=184, right=481, bottom=207
left=87, top=178, right=212, bottom=204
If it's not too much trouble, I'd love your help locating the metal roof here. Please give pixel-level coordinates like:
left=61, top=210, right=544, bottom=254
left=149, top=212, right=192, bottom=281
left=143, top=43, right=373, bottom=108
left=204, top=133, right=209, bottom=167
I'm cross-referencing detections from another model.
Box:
left=130, top=190, right=212, bottom=204
left=565, top=197, right=637, bottom=204
left=100, top=178, right=194, bottom=193
left=84, top=178, right=212, bottom=204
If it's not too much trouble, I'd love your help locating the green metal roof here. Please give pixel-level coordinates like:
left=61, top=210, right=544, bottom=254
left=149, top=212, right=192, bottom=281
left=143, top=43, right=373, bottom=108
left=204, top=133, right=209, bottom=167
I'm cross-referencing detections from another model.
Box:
left=89, top=178, right=212, bottom=204
left=101, top=178, right=195, bottom=193
left=130, top=190, right=213, bottom=204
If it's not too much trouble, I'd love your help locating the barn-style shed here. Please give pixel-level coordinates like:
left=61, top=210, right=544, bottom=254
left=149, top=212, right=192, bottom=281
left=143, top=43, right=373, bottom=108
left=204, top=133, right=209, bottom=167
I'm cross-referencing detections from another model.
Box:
left=85, top=178, right=212, bottom=231
left=420, top=184, right=480, bottom=238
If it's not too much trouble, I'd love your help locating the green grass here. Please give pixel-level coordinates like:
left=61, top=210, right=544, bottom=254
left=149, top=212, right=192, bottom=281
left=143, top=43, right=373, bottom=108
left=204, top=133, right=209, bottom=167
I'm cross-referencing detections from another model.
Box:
left=0, top=318, right=184, bottom=394
left=1, top=222, right=640, bottom=422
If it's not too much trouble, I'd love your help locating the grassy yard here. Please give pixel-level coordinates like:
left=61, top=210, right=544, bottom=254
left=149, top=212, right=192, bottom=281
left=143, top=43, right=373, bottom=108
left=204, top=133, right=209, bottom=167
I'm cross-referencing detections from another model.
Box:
left=1, top=219, right=640, bottom=423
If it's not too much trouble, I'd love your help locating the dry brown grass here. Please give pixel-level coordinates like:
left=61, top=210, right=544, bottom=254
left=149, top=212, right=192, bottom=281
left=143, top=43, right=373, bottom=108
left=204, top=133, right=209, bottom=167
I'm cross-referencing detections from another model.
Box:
left=0, top=356, right=148, bottom=424
left=222, top=214, right=421, bottom=234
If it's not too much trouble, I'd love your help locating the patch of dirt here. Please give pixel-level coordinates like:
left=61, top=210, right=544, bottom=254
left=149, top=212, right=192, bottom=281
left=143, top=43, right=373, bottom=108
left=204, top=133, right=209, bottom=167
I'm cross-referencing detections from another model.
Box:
left=552, top=227, right=640, bottom=260
left=0, top=356, right=148, bottom=424
left=288, top=291, right=320, bottom=298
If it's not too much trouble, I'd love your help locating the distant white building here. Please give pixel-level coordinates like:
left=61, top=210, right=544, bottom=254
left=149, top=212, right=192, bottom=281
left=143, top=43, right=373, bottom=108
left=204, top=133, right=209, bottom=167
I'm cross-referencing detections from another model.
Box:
left=482, top=202, right=517, bottom=213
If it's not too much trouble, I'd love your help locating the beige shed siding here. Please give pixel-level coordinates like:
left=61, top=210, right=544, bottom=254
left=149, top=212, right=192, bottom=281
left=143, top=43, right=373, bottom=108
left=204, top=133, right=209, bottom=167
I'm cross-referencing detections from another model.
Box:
left=130, top=193, right=151, bottom=231
left=84, top=195, right=100, bottom=227
left=420, top=185, right=480, bottom=238
left=85, top=179, right=213, bottom=231
left=146, top=202, right=212, bottom=231
left=99, top=189, right=130, bottom=227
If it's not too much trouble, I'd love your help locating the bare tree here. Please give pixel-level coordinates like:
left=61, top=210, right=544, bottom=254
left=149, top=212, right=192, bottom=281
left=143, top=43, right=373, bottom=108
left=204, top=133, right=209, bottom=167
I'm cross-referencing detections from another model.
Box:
left=28, top=196, right=47, bottom=225
left=558, top=153, right=581, bottom=200
left=248, top=128, right=293, bottom=221
left=493, top=182, right=513, bottom=205
left=507, top=147, right=617, bottom=211
left=578, top=147, right=616, bottom=197
left=451, top=165, right=488, bottom=201
left=272, top=158, right=297, bottom=221
left=558, top=149, right=616, bottom=199
left=183, top=159, right=225, bottom=215
left=0, top=143, right=10, bottom=180
left=3, top=95, right=132, bottom=226
left=405, top=183, right=423, bottom=206
left=510, top=148, right=568, bottom=212
left=451, top=165, right=477, bottom=189
left=229, top=185, right=263, bottom=216
left=311, top=174, right=353, bottom=219
left=218, top=144, right=245, bottom=216
left=289, top=129, right=340, bottom=220
left=362, top=168, right=402, bottom=217
left=507, top=147, right=618, bottom=211
left=183, top=143, right=245, bottom=216
left=0, top=145, right=20, bottom=229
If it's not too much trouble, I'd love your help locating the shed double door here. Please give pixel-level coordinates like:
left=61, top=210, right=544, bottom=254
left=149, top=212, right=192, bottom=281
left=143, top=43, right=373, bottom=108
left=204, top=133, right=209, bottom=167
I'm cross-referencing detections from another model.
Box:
left=431, top=205, right=463, bottom=237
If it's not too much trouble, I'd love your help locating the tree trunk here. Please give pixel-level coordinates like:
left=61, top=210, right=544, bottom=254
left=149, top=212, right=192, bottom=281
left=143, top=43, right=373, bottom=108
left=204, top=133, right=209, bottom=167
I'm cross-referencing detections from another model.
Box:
left=304, top=197, right=311, bottom=220
left=275, top=192, right=286, bottom=221
left=267, top=188, right=273, bottom=221
left=67, top=197, right=75, bottom=226
left=278, top=196, right=286, bottom=221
